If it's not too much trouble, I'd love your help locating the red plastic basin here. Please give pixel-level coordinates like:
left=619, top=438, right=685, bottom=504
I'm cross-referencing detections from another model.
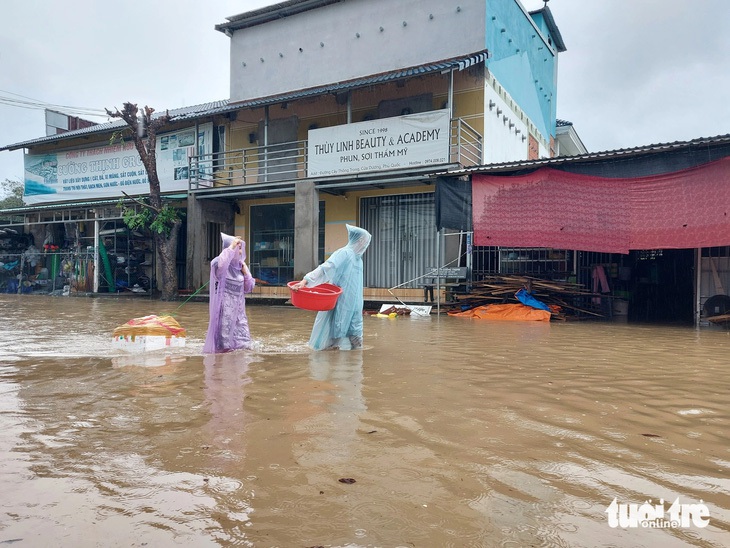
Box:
left=287, top=281, right=342, bottom=311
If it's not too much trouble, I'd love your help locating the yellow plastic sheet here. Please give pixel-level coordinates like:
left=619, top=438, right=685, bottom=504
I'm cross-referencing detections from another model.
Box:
left=112, top=315, right=187, bottom=337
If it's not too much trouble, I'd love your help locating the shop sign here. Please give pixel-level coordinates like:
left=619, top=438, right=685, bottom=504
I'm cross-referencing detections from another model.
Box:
left=22, top=123, right=212, bottom=205
left=307, top=110, right=450, bottom=177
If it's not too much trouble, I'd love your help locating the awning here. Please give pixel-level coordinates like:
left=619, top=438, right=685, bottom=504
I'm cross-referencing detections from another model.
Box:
left=472, top=156, right=730, bottom=253
left=227, top=49, right=489, bottom=109
left=0, top=193, right=185, bottom=217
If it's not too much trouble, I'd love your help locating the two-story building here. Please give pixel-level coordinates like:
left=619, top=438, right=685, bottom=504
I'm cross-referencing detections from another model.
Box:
left=1, top=0, right=567, bottom=302
left=187, top=0, right=566, bottom=298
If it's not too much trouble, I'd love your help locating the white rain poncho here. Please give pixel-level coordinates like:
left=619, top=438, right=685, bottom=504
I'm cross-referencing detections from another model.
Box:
left=303, top=224, right=371, bottom=350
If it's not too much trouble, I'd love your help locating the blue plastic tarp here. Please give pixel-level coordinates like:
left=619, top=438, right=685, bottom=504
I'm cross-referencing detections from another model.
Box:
left=515, top=288, right=551, bottom=312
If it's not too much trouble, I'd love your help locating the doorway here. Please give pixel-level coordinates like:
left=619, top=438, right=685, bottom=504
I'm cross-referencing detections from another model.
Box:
left=628, top=249, right=694, bottom=324
left=361, top=193, right=436, bottom=288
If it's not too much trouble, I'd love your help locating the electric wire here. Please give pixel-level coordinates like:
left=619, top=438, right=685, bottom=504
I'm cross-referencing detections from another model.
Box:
left=0, top=89, right=109, bottom=118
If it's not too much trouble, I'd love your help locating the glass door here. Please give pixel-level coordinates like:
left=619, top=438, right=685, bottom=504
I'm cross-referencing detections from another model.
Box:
left=249, top=202, right=325, bottom=285
left=250, top=204, right=295, bottom=285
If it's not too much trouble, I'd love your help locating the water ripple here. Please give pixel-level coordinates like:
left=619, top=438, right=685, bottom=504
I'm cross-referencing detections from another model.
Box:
left=1, top=296, right=729, bottom=546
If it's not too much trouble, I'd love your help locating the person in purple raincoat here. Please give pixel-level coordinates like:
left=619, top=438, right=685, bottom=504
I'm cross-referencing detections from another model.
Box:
left=203, top=233, right=256, bottom=353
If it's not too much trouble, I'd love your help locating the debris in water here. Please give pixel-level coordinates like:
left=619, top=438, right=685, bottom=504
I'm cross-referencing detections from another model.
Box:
left=112, top=314, right=186, bottom=353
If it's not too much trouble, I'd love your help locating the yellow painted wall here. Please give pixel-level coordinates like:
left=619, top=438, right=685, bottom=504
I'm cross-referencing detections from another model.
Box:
left=234, top=195, right=293, bottom=252
left=321, top=194, right=355, bottom=254
left=221, top=68, right=481, bottom=258
left=234, top=184, right=434, bottom=258
left=225, top=70, right=485, bottom=153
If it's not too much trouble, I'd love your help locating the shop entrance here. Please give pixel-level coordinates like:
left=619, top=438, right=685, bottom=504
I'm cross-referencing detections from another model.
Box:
left=361, top=193, right=436, bottom=288
left=249, top=202, right=324, bottom=285
left=627, top=249, right=695, bottom=324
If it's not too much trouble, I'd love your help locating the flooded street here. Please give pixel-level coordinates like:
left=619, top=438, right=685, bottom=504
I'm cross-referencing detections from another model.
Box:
left=0, top=294, right=729, bottom=547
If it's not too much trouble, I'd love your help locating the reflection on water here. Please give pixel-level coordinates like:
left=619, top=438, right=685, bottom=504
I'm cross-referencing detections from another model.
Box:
left=0, top=294, right=729, bottom=547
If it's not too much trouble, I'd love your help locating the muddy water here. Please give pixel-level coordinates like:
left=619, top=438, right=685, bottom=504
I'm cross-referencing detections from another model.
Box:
left=0, top=295, right=729, bottom=547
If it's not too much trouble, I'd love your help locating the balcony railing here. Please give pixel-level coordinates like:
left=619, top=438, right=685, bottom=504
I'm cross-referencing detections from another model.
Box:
left=450, top=118, right=482, bottom=167
left=189, top=117, right=482, bottom=191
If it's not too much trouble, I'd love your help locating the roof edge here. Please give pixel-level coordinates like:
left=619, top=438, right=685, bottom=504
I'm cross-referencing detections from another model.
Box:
left=1, top=100, right=235, bottom=152
left=3, top=49, right=488, bottom=152
left=445, top=133, right=730, bottom=174
left=216, top=0, right=342, bottom=34
left=528, top=6, right=566, bottom=53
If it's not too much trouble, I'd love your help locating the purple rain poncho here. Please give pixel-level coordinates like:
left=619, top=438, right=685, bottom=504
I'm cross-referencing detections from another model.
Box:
left=302, top=224, right=372, bottom=350
left=203, top=233, right=256, bottom=354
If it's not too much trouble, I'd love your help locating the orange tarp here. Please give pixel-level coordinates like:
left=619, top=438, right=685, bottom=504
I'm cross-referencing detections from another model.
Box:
left=449, top=303, right=551, bottom=321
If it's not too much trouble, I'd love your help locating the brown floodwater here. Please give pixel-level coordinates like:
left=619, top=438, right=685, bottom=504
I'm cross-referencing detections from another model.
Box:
left=0, top=294, right=729, bottom=547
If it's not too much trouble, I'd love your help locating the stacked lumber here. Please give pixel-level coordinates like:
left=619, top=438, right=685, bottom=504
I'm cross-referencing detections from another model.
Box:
left=445, top=275, right=610, bottom=320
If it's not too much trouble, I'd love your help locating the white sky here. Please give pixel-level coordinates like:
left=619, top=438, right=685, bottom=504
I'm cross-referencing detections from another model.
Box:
left=1, top=0, right=728, bottom=184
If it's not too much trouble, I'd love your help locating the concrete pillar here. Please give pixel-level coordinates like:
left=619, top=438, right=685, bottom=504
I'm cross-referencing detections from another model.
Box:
left=187, top=196, right=236, bottom=290
left=186, top=194, right=204, bottom=290
left=294, top=180, right=319, bottom=279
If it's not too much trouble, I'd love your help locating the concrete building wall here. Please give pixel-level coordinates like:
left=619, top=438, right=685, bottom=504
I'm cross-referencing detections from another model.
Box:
left=229, top=0, right=487, bottom=102
left=485, top=0, right=558, bottom=143
left=186, top=198, right=235, bottom=289
left=483, top=85, right=528, bottom=163
left=319, top=194, right=358, bottom=258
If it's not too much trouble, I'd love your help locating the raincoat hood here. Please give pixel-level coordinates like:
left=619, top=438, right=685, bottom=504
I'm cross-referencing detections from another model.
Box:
left=221, top=232, right=246, bottom=267
left=346, top=224, right=371, bottom=256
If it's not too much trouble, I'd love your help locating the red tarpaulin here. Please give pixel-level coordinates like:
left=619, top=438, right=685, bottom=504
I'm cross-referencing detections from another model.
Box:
left=472, top=157, right=730, bottom=254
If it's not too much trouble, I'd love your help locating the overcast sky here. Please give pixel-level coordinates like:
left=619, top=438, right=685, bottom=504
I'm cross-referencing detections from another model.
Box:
left=1, top=0, right=728, bottom=184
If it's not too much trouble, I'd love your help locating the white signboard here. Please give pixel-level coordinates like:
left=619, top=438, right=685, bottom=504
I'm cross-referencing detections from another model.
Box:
left=307, top=110, right=450, bottom=177
left=23, top=123, right=212, bottom=205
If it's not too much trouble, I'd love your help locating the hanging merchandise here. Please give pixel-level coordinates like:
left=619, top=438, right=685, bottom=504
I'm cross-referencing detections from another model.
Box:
left=98, top=239, right=116, bottom=293
left=22, top=245, right=41, bottom=269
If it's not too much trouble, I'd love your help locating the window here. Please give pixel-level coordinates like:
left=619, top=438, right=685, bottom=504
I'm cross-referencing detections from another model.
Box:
left=207, top=221, right=224, bottom=260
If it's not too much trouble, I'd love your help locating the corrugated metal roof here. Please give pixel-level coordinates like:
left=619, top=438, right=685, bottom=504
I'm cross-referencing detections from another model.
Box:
left=0, top=197, right=128, bottom=215
left=2, top=50, right=488, bottom=152
left=230, top=49, right=489, bottom=108
left=217, top=0, right=341, bottom=33
left=1, top=100, right=235, bottom=152
left=0, top=193, right=186, bottom=216
left=444, top=133, right=730, bottom=175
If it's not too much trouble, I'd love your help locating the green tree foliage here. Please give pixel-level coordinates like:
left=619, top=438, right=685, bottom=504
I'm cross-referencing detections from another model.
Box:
left=106, top=103, right=183, bottom=300
left=119, top=197, right=183, bottom=237
left=0, top=178, right=24, bottom=210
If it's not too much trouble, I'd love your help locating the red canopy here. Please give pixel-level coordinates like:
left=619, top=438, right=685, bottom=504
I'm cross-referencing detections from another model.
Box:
left=472, top=157, right=730, bottom=253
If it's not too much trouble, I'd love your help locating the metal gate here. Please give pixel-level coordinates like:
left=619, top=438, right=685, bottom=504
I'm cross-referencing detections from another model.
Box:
left=360, top=193, right=436, bottom=288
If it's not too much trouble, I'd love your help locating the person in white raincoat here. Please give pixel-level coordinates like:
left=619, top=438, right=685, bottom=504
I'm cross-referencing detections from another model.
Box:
left=291, top=224, right=372, bottom=350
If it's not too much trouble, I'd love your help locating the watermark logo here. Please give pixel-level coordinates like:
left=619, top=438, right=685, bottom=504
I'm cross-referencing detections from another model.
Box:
left=606, top=498, right=710, bottom=529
